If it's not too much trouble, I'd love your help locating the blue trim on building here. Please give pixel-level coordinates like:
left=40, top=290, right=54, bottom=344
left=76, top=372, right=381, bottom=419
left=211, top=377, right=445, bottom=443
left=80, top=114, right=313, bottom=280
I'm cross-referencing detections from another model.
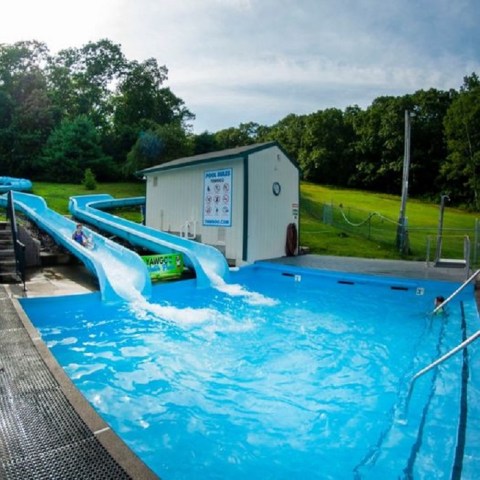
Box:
left=242, top=155, right=249, bottom=262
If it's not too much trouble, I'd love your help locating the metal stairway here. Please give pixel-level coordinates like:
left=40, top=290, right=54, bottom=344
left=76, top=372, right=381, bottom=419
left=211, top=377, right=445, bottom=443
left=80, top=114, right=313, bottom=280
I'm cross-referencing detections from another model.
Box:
left=0, top=222, right=18, bottom=283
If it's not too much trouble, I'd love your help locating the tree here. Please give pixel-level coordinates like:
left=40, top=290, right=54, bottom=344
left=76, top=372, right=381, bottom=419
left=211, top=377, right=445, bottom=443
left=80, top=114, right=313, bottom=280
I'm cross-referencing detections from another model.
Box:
left=124, top=123, right=193, bottom=176
left=296, top=108, right=355, bottom=184
left=40, top=115, right=114, bottom=182
left=110, top=57, right=194, bottom=167
left=0, top=40, right=49, bottom=88
left=0, top=39, right=196, bottom=181
left=265, top=114, right=306, bottom=164
left=213, top=122, right=262, bottom=149
left=442, top=73, right=480, bottom=208
left=82, top=167, right=97, bottom=190
left=407, top=88, right=453, bottom=197
left=47, top=39, right=127, bottom=128
left=351, top=96, right=414, bottom=193
left=0, top=42, right=55, bottom=177
left=192, top=131, right=219, bottom=155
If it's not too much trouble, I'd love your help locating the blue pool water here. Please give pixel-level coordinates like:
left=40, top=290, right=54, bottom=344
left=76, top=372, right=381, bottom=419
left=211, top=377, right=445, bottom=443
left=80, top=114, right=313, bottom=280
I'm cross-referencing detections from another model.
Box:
left=21, top=263, right=480, bottom=479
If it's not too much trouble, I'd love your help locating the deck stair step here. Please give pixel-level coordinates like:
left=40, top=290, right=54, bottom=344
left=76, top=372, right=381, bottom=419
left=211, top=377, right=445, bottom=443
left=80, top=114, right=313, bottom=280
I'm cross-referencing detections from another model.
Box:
left=435, top=258, right=467, bottom=269
left=0, top=257, right=16, bottom=266
left=0, top=221, right=17, bottom=281
left=0, top=272, right=19, bottom=282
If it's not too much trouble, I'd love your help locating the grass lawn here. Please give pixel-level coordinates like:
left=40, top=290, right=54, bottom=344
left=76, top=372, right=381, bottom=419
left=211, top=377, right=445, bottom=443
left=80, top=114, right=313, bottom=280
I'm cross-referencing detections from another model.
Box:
left=32, top=182, right=146, bottom=215
left=8, top=180, right=479, bottom=263
left=300, top=182, right=479, bottom=262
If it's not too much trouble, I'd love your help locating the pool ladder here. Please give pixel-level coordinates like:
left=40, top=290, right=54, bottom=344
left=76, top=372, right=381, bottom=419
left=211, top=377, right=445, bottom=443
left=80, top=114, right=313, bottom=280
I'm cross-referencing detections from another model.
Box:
left=411, top=269, right=480, bottom=384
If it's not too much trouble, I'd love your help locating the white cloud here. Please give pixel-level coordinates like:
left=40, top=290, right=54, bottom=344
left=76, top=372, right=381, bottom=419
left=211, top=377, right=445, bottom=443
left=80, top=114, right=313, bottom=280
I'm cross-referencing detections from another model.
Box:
left=0, top=0, right=121, bottom=52
left=1, top=0, right=479, bottom=132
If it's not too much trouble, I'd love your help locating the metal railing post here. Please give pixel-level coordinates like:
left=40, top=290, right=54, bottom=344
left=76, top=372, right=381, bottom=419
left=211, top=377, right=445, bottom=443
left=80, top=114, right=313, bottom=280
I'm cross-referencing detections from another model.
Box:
left=464, top=236, right=471, bottom=279
left=425, top=235, right=431, bottom=266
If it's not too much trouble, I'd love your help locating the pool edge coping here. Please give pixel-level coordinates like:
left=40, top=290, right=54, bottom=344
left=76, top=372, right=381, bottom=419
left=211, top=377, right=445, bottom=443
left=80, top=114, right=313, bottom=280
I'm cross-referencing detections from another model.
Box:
left=6, top=285, right=160, bottom=480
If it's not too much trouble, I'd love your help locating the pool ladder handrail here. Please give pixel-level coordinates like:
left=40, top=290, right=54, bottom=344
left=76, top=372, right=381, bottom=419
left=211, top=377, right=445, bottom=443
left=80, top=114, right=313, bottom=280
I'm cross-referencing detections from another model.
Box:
left=411, top=329, right=480, bottom=383
left=432, top=268, right=480, bottom=315
left=410, top=268, right=480, bottom=384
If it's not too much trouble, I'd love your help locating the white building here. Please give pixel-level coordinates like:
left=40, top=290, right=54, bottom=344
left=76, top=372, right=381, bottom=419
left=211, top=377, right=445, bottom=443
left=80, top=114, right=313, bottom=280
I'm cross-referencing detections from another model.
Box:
left=139, top=141, right=299, bottom=266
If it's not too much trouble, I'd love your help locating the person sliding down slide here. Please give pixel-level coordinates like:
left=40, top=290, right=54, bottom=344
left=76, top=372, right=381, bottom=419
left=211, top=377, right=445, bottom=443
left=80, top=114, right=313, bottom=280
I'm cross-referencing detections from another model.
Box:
left=72, top=223, right=94, bottom=249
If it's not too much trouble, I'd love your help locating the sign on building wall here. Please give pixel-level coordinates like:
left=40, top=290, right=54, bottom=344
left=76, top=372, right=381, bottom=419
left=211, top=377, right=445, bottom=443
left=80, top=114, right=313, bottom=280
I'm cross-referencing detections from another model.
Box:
left=141, top=253, right=184, bottom=280
left=203, top=168, right=232, bottom=226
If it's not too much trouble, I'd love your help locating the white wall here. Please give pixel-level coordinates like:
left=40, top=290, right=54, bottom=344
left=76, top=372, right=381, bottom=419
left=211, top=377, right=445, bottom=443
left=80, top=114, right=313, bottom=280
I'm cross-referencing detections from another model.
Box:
left=145, top=159, right=245, bottom=263
left=144, top=145, right=299, bottom=266
left=246, top=146, right=299, bottom=263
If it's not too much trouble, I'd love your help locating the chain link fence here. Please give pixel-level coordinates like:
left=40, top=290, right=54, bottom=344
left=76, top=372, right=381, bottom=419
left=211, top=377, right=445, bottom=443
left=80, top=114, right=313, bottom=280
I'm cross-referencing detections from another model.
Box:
left=303, top=198, right=480, bottom=266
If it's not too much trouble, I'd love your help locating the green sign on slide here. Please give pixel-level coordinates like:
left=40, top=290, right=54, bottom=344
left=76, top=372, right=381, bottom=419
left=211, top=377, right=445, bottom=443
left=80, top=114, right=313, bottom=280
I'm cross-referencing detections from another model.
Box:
left=142, top=253, right=184, bottom=280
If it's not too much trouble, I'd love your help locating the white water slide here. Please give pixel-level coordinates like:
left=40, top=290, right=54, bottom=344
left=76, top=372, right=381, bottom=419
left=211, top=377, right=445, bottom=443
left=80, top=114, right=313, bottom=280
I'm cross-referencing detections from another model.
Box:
left=69, top=194, right=230, bottom=287
left=1, top=191, right=151, bottom=302
left=2, top=192, right=229, bottom=303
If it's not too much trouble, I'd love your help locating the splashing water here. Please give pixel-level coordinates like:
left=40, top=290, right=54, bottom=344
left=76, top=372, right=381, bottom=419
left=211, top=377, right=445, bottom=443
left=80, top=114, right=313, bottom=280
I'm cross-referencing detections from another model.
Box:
left=205, top=268, right=278, bottom=306
left=90, top=249, right=146, bottom=301
left=128, top=295, right=219, bottom=326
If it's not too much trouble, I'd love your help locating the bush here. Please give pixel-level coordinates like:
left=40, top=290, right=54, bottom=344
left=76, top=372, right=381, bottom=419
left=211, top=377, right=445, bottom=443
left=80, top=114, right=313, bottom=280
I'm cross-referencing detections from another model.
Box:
left=82, top=168, right=97, bottom=190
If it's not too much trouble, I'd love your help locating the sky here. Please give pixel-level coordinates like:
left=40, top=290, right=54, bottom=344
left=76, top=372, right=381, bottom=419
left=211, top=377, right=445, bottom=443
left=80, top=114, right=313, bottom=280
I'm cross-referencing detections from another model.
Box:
left=1, top=0, right=479, bottom=133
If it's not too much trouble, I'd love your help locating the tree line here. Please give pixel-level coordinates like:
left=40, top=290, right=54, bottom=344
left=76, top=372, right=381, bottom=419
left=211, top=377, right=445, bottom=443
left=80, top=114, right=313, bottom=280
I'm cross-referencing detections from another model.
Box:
left=210, top=76, right=480, bottom=210
left=1, top=40, right=479, bottom=209
left=0, top=39, right=193, bottom=183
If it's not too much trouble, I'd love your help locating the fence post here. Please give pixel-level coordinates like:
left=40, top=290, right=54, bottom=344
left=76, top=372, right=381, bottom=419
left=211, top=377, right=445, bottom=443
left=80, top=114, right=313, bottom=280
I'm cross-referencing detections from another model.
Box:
left=425, top=236, right=431, bottom=266
left=322, top=203, right=333, bottom=225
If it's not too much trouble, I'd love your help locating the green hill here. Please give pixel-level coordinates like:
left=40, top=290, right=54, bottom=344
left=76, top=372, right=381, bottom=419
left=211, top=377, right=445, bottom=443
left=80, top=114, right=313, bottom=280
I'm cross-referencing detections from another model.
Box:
left=20, top=181, right=480, bottom=265
left=300, top=182, right=479, bottom=263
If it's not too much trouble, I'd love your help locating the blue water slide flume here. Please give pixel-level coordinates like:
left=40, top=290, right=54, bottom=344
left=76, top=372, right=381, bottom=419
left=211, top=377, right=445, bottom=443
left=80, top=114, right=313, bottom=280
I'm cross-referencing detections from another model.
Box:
left=0, top=192, right=151, bottom=303
left=68, top=194, right=230, bottom=287
left=0, top=176, right=32, bottom=193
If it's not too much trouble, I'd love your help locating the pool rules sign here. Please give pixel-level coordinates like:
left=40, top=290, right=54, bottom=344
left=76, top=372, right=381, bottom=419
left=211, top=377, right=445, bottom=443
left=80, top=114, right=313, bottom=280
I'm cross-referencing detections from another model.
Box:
left=203, top=168, right=232, bottom=226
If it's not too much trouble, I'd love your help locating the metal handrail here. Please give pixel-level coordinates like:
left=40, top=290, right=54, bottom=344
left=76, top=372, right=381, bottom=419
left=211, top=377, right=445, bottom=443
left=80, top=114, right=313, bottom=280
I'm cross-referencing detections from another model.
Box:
left=427, top=234, right=472, bottom=276
left=409, top=269, right=480, bottom=386
left=6, top=191, right=26, bottom=290
left=432, top=268, right=480, bottom=315
left=411, top=329, right=480, bottom=383
left=181, top=220, right=196, bottom=240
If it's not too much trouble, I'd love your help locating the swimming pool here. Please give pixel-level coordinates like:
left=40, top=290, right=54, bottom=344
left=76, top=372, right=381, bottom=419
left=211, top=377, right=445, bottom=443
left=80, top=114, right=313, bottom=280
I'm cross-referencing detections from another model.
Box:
left=21, top=263, right=480, bottom=479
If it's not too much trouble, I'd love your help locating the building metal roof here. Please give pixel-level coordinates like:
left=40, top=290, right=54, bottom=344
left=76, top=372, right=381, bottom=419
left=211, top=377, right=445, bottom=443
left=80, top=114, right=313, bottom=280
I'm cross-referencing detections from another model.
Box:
left=137, top=141, right=298, bottom=176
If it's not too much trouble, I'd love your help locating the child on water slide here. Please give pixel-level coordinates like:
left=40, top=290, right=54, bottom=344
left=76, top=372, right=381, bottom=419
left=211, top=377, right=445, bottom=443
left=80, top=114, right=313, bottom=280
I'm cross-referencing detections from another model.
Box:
left=72, top=223, right=93, bottom=248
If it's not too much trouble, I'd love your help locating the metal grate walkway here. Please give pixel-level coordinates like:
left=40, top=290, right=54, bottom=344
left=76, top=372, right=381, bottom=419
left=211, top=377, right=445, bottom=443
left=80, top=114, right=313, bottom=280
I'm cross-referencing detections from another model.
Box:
left=0, top=286, right=154, bottom=479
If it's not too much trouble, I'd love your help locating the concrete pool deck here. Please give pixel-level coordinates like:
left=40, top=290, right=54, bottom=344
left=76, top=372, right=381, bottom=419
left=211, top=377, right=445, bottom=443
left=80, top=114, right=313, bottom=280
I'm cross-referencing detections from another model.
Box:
left=264, top=254, right=472, bottom=282
left=0, top=255, right=475, bottom=479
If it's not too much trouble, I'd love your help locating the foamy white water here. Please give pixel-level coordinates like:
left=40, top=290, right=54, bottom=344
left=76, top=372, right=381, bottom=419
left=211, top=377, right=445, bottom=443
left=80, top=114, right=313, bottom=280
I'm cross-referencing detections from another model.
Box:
left=90, top=249, right=146, bottom=301
left=204, top=268, right=278, bottom=306
left=129, top=296, right=218, bottom=326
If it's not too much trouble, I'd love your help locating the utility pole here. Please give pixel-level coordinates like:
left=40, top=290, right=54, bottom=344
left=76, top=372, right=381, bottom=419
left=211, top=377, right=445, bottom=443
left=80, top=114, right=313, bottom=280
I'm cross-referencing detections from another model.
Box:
left=396, top=110, right=413, bottom=254
left=435, top=194, right=450, bottom=261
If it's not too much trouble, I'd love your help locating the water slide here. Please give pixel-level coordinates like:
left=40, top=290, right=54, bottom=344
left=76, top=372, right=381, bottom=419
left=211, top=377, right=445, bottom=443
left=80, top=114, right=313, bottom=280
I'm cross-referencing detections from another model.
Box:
left=69, top=194, right=230, bottom=287
left=0, top=191, right=151, bottom=302
left=0, top=176, right=32, bottom=193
